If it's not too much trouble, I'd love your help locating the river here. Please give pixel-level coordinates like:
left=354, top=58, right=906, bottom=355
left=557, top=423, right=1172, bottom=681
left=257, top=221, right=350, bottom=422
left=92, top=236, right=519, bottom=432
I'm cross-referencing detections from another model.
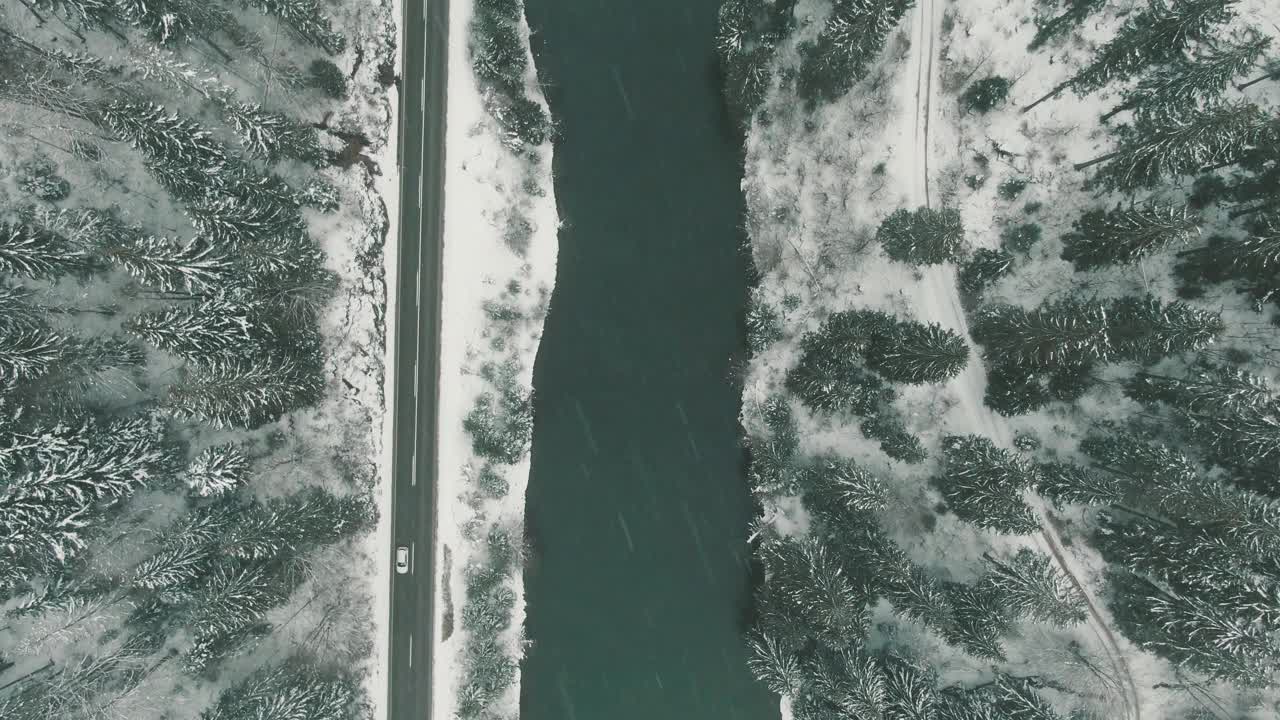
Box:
left=518, top=0, right=779, bottom=718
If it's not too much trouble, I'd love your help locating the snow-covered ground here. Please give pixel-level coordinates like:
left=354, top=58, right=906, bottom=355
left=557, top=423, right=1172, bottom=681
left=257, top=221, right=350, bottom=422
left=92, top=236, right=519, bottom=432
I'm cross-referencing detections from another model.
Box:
left=425, top=0, right=559, bottom=718
left=738, top=0, right=1280, bottom=717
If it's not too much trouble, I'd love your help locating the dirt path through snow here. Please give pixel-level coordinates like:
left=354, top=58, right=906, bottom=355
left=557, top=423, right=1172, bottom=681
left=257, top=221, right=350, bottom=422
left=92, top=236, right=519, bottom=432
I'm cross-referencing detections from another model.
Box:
left=899, top=2, right=1141, bottom=715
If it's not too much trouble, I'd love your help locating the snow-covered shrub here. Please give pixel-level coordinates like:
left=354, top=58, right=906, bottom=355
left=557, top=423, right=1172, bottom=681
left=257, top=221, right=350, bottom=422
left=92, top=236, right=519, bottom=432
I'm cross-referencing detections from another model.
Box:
left=960, top=76, right=1011, bottom=114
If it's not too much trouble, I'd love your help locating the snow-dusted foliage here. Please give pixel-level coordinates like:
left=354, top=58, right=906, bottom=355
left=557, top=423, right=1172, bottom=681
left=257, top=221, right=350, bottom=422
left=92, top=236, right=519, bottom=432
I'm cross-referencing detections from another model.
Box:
left=185, top=443, right=250, bottom=497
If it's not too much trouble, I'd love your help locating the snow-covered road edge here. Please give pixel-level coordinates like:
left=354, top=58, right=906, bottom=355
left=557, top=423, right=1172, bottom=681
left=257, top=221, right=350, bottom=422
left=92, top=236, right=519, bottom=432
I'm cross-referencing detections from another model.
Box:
left=431, top=0, right=560, bottom=717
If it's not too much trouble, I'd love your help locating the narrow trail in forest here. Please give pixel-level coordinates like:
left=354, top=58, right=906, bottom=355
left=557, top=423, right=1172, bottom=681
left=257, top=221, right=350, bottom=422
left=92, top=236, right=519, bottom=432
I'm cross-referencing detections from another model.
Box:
left=900, top=1, right=1141, bottom=716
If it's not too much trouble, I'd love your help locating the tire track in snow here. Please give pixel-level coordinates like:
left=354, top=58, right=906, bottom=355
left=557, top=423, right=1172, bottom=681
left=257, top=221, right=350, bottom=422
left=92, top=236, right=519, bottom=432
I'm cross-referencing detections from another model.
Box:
left=901, top=1, right=1141, bottom=716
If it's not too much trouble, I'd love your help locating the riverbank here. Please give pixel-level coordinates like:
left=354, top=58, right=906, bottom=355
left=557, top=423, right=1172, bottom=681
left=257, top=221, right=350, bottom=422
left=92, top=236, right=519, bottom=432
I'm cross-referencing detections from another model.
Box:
left=429, top=0, right=560, bottom=716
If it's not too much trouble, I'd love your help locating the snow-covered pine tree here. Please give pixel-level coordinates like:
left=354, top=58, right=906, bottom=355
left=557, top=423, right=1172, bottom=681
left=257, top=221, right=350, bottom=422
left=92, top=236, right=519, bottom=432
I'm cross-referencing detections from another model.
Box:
left=787, top=351, right=896, bottom=415
left=800, top=456, right=887, bottom=513
left=0, top=222, right=91, bottom=279
left=1108, top=570, right=1278, bottom=686
left=1094, top=511, right=1244, bottom=593
left=1125, top=367, right=1280, bottom=479
left=221, top=101, right=326, bottom=164
left=865, top=321, right=969, bottom=384
left=200, top=658, right=361, bottom=720
left=1035, top=461, right=1125, bottom=506
left=745, top=289, right=783, bottom=354
left=882, top=657, right=938, bottom=720
left=186, top=191, right=308, bottom=249
left=1060, top=203, right=1200, bottom=270
left=1024, top=0, right=1237, bottom=110
left=1102, top=33, right=1271, bottom=122
left=990, top=675, right=1063, bottom=720
left=1106, top=295, right=1224, bottom=361
left=184, top=561, right=286, bottom=643
left=185, top=443, right=250, bottom=497
left=938, top=435, right=1040, bottom=534
left=129, top=543, right=209, bottom=591
left=808, top=645, right=888, bottom=717
left=1081, top=101, right=1277, bottom=190
left=944, top=582, right=1011, bottom=661
left=745, top=632, right=805, bottom=696
left=0, top=414, right=172, bottom=590
left=971, top=300, right=1111, bottom=369
left=248, top=0, right=346, bottom=55
left=100, top=233, right=233, bottom=292
left=0, top=326, right=63, bottom=381
left=796, top=0, right=915, bottom=104
left=125, top=295, right=267, bottom=360
left=167, top=354, right=322, bottom=428
left=1082, top=431, right=1280, bottom=560
left=747, top=396, right=801, bottom=493
left=100, top=101, right=226, bottom=180
left=765, top=538, right=869, bottom=646
left=876, top=206, right=967, bottom=266
left=980, top=548, right=1087, bottom=626
left=959, top=248, right=1014, bottom=296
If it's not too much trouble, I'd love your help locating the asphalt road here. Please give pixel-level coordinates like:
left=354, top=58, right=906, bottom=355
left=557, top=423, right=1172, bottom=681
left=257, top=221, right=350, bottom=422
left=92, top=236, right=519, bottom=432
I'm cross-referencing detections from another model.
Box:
left=388, top=0, right=449, bottom=716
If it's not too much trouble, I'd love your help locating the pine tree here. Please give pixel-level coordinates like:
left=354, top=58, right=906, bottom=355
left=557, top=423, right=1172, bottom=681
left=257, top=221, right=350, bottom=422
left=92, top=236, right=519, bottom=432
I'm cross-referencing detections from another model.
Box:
left=971, top=300, right=1111, bottom=369
left=796, top=0, right=916, bottom=104
left=1102, top=34, right=1271, bottom=121
left=990, top=675, right=1063, bottom=720
left=201, top=659, right=361, bottom=720
left=959, top=248, right=1014, bottom=296
left=1027, top=0, right=1107, bottom=50
left=981, top=548, right=1087, bottom=626
left=882, top=657, right=938, bottom=720
left=865, top=322, right=970, bottom=384
left=944, top=582, right=1011, bottom=661
left=1024, top=0, right=1237, bottom=111
left=0, top=415, right=171, bottom=588
left=746, top=632, right=805, bottom=696
left=129, top=543, right=209, bottom=590
left=1060, top=203, right=1200, bottom=270
left=167, top=355, right=321, bottom=428
left=787, top=351, right=896, bottom=415
left=221, top=101, right=326, bottom=164
left=877, top=206, right=967, bottom=266
left=187, top=192, right=308, bottom=248
left=748, top=396, right=801, bottom=493
left=0, top=326, right=64, bottom=381
left=99, top=234, right=233, bottom=292
left=1080, top=102, right=1278, bottom=190
left=0, top=222, right=91, bottom=279
left=248, top=0, right=347, bottom=55
left=938, top=435, right=1040, bottom=534
left=1035, top=461, right=1124, bottom=506
left=801, top=456, right=887, bottom=513
left=1125, top=367, right=1280, bottom=477
left=125, top=295, right=267, bottom=360
left=809, top=646, right=889, bottom=717
left=1109, top=570, right=1278, bottom=685
left=185, top=444, right=250, bottom=497
left=1106, top=295, right=1224, bottom=361
left=100, top=101, right=227, bottom=178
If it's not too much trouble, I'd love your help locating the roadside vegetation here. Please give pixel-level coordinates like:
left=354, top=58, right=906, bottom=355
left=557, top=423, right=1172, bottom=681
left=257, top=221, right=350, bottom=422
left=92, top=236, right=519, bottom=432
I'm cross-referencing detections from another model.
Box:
left=721, top=0, right=1280, bottom=717
left=0, top=0, right=395, bottom=717
left=449, top=0, right=552, bottom=716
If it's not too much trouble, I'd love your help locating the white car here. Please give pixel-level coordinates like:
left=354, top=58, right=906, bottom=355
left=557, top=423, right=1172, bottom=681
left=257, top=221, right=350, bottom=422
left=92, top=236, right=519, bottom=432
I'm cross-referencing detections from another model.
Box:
left=395, top=545, right=410, bottom=574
